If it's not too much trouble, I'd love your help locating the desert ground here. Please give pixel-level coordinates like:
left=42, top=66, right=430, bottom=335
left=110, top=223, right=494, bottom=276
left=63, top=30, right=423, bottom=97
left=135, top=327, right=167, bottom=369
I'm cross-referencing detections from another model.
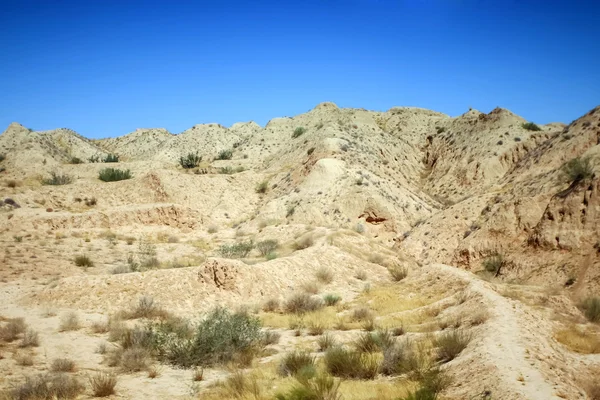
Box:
left=0, top=102, right=599, bottom=399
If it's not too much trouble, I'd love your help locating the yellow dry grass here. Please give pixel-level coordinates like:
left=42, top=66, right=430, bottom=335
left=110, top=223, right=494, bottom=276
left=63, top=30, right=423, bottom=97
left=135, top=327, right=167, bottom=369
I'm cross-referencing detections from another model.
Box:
left=554, top=324, right=600, bottom=354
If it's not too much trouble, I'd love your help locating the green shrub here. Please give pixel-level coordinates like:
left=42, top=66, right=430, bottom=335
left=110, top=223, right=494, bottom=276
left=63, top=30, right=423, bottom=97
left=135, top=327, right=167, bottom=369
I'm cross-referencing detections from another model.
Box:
left=42, top=172, right=73, bottom=185
left=278, top=351, right=316, bottom=377
left=74, top=255, right=93, bottom=268
left=257, top=239, right=278, bottom=256
left=324, top=347, right=379, bottom=379
left=266, top=252, right=278, bottom=260
left=216, top=149, right=233, bottom=160
left=69, top=157, right=83, bottom=164
left=284, top=293, right=323, bottom=314
left=88, top=154, right=100, bottom=163
left=436, top=127, right=445, bottom=134
left=433, top=330, right=471, bottom=362
left=354, top=330, right=394, bottom=353
left=323, top=294, right=341, bottom=306
left=580, top=297, right=600, bottom=323
left=561, top=156, right=594, bottom=185
left=103, top=154, right=119, bottom=163
left=99, top=168, right=132, bottom=182
left=482, top=253, right=504, bottom=274
left=292, top=127, right=306, bottom=138
left=218, top=240, right=254, bottom=258
left=255, top=180, right=269, bottom=194
left=522, top=122, right=541, bottom=131
left=179, top=152, right=202, bottom=169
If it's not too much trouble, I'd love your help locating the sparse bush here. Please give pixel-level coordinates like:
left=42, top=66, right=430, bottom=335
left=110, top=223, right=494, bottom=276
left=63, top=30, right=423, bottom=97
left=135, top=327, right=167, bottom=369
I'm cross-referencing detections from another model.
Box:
left=285, top=293, right=323, bottom=314
left=74, top=254, right=94, bottom=268
left=315, top=267, right=333, bottom=284
left=15, top=353, right=34, bottom=366
left=102, top=154, right=119, bottom=163
left=262, top=330, right=281, bottom=346
left=294, top=235, right=314, bottom=250
left=98, top=168, right=132, bottom=182
left=0, top=154, right=5, bottom=162
left=482, top=253, right=504, bottom=275
left=89, top=372, right=117, bottom=397
left=434, top=330, right=471, bottom=362
left=257, top=239, right=278, bottom=256
left=522, top=122, right=541, bottom=131
left=580, top=297, right=600, bottom=323
left=216, top=149, right=233, bottom=160
left=389, top=266, right=408, bottom=281
left=561, top=156, right=594, bottom=185
left=69, top=157, right=83, bottom=164
left=51, top=358, right=76, bottom=372
left=354, top=330, right=394, bottom=353
left=121, top=347, right=150, bottom=372
left=219, top=166, right=233, bottom=174
left=324, top=347, right=379, bottom=379
left=19, top=329, right=39, bottom=348
left=318, top=333, right=337, bottom=352
left=59, top=312, right=80, bottom=332
left=0, top=317, right=27, bottom=342
left=351, top=307, right=374, bottom=322
left=88, top=154, right=100, bottom=163
left=9, top=373, right=84, bottom=399
left=219, top=240, right=254, bottom=258
left=292, top=127, right=306, bottom=138
left=42, top=172, right=73, bottom=185
left=308, top=322, right=325, bottom=336
left=256, top=180, right=269, bottom=194
left=275, top=372, right=342, bottom=400
left=278, top=351, right=316, bottom=377
left=263, top=298, right=280, bottom=312
left=323, top=294, right=341, bottom=306
left=179, top=152, right=202, bottom=169
left=123, top=296, right=168, bottom=320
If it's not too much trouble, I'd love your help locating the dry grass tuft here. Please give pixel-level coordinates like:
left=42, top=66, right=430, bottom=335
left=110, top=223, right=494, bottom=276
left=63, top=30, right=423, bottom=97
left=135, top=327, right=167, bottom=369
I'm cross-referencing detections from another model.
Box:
left=89, top=372, right=117, bottom=397
left=59, top=312, right=80, bottom=332
left=324, top=347, right=379, bottom=379
left=554, top=325, right=600, bottom=354
left=316, top=267, right=334, bottom=284
left=285, top=293, right=324, bottom=314
left=51, top=358, right=76, bottom=373
left=434, top=329, right=472, bottom=362
left=8, top=373, right=84, bottom=399
left=0, top=318, right=27, bottom=342
left=278, top=351, right=316, bottom=377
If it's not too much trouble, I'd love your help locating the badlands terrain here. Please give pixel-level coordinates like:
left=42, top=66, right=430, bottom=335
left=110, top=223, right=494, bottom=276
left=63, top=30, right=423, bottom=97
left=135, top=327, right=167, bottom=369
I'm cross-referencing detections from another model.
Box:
left=0, top=102, right=599, bottom=399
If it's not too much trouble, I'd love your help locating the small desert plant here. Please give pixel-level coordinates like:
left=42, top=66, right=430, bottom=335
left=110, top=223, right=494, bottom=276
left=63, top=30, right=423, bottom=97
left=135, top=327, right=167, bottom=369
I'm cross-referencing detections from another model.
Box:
left=124, top=296, right=167, bottom=319
left=292, top=127, right=306, bottom=138
left=216, top=149, right=233, bottom=160
left=19, top=329, right=39, bottom=348
left=323, top=294, right=341, bottom=306
left=580, top=297, right=600, bottom=323
left=294, top=235, right=314, bottom=250
left=102, top=153, right=119, bottom=163
left=42, top=172, right=74, bottom=185
left=0, top=154, right=5, bottom=162
left=0, top=317, right=27, bottom=342
left=192, top=368, right=204, bottom=381
left=482, top=253, right=504, bottom=275
left=302, top=281, right=320, bottom=294
left=284, top=293, right=324, bottom=314
left=324, top=347, right=379, bottom=379
left=561, top=156, right=594, bottom=185
left=9, top=373, right=84, bottom=399
left=69, top=156, right=83, bottom=164
left=255, top=180, right=269, bottom=194
left=74, top=254, right=94, bottom=268
left=351, top=307, right=374, bottom=322
left=59, top=312, right=80, bottom=332
left=522, top=122, right=542, bottom=131
left=51, top=358, right=76, bottom=372
left=219, top=166, right=234, bottom=174
left=89, top=372, right=117, bottom=397
left=278, top=351, right=316, bottom=377
left=354, top=330, right=395, bottom=353
left=263, top=298, right=280, bottom=312
left=317, top=333, right=337, bottom=352
left=120, top=347, right=150, bottom=372
left=257, top=239, right=278, bottom=256
left=262, top=330, right=281, bottom=346
left=275, top=372, right=342, bottom=400
left=308, top=322, right=325, bottom=336
left=355, top=270, right=368, bottom=281
left=88, top=154, right=100, bottom=163
left=15, top=353, right=34, bottom=366
left=98, top=168, right=132, bottom=182
left=179, top=152, right=202, bottom=169
left=389, top=265, right=408, bottom=281
left=434, top=330, right=472, bottom=363
left=219, top=240, right=254, bottom=258
left=315, top=267, right=334, bottom=284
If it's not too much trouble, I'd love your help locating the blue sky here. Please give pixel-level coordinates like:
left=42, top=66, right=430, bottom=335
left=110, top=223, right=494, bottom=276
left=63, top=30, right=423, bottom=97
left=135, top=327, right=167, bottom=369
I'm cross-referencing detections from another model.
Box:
left=1, top=0, right=598, bottom=138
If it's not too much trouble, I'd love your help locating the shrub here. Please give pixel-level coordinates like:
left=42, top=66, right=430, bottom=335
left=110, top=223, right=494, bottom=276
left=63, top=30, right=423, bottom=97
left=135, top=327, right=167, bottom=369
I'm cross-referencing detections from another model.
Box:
left=522, top=122, right=541, bottom=131
left=401, top=368, right=450, bottom=400
left=262, top=330, right=281, bottom=346
left=59, top=312, right=80, bottom=332
left=0, top=154, right=5, bottom=162
left=103, top=154, right=119, bottom=163
left=89, top=372, right=117, bottom=397
left=51, top=358, right=76, bottom=372
left=275, top=372, right=342, bottom=400
left=561, top=156, right=594, bottom=185
left=256, top=180, right=269, bottom=194
left=389, top=266, right=408, bottom=281
left=482, top=253, right=504, bottom=275
left=74, top=254, right=94, bottom=268
left=302, top=281, right=320, bottom=294
left=292, top=127, right=306, bottom=138
left=324, top=347, right=379, bottom=379
left=323, top=294, right=341, bottom=306
left=0, top=317, right=27, bottom=342
left=88, top=155, right=100, bottom=163
left=216, top=149, right=233, bottom=160
left=19, top=329, right=39, bottom=348
left=9, top=373, right=84, bottom=399
left=124, top=296, right=167, bottom=319
left=99, top=168, right=132, bottom=182
left=218, top=240, right=254, bottom=258
left=580, top=297, right=600, bottom=323
left=308, top=322, right=325, bottom=336
left=294, top=235, right=314, bottom=250
left=266, top=252, right=278, bottom=260
left=257, top=239, right=278, bottom=256
left=278, top=351, right=316, bottom=377
left=284, top=293, right=323, bottom=314
left=263, top=298, right=280, bottom=312
left=351, top=307, right=373, bottom=322
left=121, top=347, right=150, bottom=372
left=69, top=157, right=83, bottom=164
left=317, top=333, right=337, bottom=352
left=315, top=267, right=333, bottom=284
left=219, top=166, right=233, bottom=174
left=179, top=152, right=202, bottom=169
left=433, top=330, right=471, bottom=362
left=42, top=172, right=73, bottom=185
left=354, top=330, right=394, bottom=353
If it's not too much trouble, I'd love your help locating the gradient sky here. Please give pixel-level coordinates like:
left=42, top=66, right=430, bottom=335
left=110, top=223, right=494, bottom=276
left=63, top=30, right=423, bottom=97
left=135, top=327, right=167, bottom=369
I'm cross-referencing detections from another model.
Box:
left=1, top=0, right=599, bottom=138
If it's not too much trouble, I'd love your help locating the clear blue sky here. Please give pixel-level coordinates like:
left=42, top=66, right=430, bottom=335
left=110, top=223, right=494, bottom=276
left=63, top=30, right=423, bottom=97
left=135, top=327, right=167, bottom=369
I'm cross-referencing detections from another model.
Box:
left=1, top=0, right=598, bottom=138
